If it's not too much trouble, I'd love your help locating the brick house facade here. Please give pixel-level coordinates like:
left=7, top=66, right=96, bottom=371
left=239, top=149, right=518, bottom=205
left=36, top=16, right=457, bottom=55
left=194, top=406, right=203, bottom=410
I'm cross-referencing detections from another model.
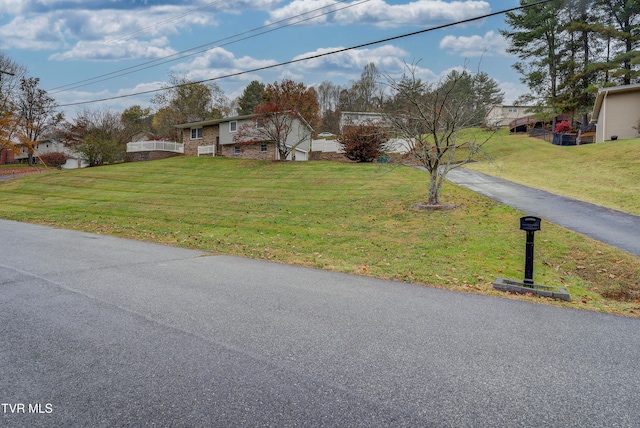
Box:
left=176, top=114, right=312, bottom=161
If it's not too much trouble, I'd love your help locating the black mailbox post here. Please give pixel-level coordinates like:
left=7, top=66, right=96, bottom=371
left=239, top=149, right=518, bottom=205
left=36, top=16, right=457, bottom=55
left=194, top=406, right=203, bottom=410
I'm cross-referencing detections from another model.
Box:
left=493, top=216, right=569, bottom=301
left=520, top=216, right=541, bottom=285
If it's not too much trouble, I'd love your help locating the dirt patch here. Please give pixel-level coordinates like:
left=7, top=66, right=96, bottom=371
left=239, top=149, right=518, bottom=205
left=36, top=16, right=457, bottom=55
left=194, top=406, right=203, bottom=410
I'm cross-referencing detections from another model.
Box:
left=0, top=166, right=50, bottom=179
left=413, top=202, right=457, bottom=211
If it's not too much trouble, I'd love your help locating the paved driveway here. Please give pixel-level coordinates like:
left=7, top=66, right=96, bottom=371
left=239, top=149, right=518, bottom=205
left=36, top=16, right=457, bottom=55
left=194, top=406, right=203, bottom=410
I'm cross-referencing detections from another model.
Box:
left=445, top=168, right=640, bottom=256
left=2, top=219, right=640, bottom=427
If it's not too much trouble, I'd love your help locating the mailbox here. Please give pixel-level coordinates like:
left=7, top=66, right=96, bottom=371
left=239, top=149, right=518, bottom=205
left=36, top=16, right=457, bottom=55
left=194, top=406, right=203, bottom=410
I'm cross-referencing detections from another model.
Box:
left=520, top=216, right=541, bottom=285
left=520, top=216, right=541, bottom=232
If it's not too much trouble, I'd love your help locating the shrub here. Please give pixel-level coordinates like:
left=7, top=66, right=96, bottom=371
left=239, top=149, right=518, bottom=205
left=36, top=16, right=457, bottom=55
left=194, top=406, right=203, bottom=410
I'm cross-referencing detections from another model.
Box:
left=339, top=121, right=390, bottom=162
left=555, top=120, right=572, bottom=133
left=39, top=152, right=67, bottom=168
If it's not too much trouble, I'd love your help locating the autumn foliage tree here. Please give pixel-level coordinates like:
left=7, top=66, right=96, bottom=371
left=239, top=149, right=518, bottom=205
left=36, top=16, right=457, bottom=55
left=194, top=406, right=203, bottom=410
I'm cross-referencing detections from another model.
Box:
left=233, top=79, right=319, bottom=160
left=151, top=73, right=230, bottom=139
left=339, top=121, right=390, bottom=162
left=0, top=54, right=26, bottom=161
left=15, top=77, right=63, bottom=165
left=59, top=109, right=127, bottom=167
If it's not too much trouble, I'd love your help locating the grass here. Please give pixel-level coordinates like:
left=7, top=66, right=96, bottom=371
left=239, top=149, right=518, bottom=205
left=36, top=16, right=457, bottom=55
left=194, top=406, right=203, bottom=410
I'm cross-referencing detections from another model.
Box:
left=467, top=129, right=640, bottom=215
left=1, top=155, right=639, bottom=317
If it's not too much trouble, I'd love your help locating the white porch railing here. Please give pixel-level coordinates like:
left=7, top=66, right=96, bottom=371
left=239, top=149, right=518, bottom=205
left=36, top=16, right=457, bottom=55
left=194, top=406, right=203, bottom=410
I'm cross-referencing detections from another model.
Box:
left=127, top=141, right=184, bottom=153
left=197, top=145, right=215, bottom=156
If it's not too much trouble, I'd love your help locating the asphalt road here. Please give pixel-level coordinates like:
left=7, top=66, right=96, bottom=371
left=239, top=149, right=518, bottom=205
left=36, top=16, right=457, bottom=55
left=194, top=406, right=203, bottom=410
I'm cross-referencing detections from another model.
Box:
left=445, top=168, right=640, bottom=257
left=2, top=219, right=640, bottom=427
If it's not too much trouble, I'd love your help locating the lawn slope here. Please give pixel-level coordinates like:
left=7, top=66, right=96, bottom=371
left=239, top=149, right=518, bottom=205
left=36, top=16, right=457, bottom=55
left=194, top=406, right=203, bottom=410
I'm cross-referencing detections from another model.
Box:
left=1, top=157, right=639, bottom=316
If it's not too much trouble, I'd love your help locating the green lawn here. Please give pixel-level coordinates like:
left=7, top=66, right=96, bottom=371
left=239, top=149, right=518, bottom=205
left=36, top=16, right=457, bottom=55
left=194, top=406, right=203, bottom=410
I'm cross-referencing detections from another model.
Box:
left=1, top=155, right=639, bottom=317
left=468, top=130, right=640, bottom=215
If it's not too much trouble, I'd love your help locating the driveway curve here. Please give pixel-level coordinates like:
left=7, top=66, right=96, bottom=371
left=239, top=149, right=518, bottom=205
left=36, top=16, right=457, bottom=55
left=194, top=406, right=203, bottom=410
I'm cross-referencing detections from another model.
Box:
left=445, top=168, right=640, bottom=257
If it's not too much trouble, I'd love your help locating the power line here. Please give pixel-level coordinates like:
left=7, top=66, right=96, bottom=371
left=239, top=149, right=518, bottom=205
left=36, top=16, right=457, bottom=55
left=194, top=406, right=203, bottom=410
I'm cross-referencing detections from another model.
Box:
left=49, top=0, right=365, bottom=94
left=57, top=0, right=555, bottom=108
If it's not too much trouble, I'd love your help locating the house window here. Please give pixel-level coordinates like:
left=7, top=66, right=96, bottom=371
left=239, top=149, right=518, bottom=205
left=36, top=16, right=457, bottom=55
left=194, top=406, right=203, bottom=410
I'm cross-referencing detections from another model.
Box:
left=260, top=144, right=267, bottom=152
left=229, top=121, right=237, bottom=132
left=234, top=145, right=240, bottom=155
left=256, top=118, right=265, bottom=128
left=191, top=127, right=203, bottom=139
left=508, top=108, right=518, bottom=113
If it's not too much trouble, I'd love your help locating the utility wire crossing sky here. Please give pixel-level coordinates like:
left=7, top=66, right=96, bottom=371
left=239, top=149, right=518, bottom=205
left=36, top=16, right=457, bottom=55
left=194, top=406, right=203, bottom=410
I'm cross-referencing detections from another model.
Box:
left=0, top=0, right=539, bottom=113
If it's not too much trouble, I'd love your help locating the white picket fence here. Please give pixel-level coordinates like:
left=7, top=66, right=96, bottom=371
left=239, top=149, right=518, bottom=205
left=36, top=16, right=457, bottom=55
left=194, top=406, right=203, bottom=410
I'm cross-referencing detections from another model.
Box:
left=197, top=145, right=215, bottom=156
left=126, top=141, right=184, bottom=153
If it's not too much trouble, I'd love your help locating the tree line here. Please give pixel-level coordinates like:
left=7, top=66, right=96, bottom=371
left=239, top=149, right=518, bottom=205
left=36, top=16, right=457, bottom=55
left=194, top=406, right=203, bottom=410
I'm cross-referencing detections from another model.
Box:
left=2, top=0, right=638, bottom=166
left=503, top=0, right=639, bottom=121
left=0, top=53, right=505, bottom=168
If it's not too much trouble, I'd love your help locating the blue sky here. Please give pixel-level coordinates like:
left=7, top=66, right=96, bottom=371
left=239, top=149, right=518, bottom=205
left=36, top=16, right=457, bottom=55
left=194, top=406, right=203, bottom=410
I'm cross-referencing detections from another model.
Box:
left=0, top=0, right=527, bottom=117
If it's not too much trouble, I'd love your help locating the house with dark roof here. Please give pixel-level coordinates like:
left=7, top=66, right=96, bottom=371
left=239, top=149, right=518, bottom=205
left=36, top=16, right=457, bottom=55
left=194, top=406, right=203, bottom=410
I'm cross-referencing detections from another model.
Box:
left=175, top=114, right=312, bottom=161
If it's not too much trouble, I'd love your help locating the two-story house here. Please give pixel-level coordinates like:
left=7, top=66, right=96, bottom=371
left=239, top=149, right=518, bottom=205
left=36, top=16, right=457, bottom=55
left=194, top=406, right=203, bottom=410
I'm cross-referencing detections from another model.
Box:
left=175, top=113, right=313, bottom=161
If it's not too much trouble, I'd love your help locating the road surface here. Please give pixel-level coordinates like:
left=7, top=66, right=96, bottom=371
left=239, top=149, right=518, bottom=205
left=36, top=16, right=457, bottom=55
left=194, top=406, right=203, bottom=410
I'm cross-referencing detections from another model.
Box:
left=2, top=219, right=640, bottom=426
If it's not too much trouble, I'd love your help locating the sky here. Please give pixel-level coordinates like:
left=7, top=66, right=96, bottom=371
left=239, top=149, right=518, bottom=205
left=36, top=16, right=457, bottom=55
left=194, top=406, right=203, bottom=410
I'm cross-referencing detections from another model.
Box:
left=0, top=0, right=529, bottom=118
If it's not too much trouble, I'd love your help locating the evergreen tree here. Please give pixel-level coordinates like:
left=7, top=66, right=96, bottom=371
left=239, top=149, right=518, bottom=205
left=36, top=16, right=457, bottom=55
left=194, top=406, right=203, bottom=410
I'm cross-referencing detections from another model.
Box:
left=593, top=0, right=640, bottom=85
left=501, top=0, right=566, bottom=108
left=440, top=70, right=504, bottom=126
left=236, top=80, right=265, bottom=115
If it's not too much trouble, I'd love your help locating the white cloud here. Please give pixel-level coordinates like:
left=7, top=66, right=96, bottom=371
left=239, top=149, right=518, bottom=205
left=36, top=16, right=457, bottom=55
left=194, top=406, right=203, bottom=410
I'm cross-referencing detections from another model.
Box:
left=170, top=47, right=278, bottom=83
left=498, top=80, right=528, bottom=105
left=0, top=15, right=64, bottom=50
left=291, top=44, right=437, bottom=83
left=0, top=4, right=217, bottom=52
left=55, top=80, right=166, bottom=118
left=439, top=30, right=509, bottom=57
left=0, top=0, right=29, bottom=15
left=50, top=38, right=178, bottom=61
left=268, top=0, right=491, bottom=29
left=293, top=45, right=428, bottom=76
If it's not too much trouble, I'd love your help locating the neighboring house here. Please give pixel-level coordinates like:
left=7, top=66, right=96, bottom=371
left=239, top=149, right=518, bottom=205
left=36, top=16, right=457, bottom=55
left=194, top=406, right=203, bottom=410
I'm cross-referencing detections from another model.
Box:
left=175, top=114, right=312, bottom=161
left=590, top=83, right=640, bottom=143
left=485, top=105, right=535, bottom=127
left=13, top=137, right=87, bottom=169
left=339, top=111, right=389, bottom=133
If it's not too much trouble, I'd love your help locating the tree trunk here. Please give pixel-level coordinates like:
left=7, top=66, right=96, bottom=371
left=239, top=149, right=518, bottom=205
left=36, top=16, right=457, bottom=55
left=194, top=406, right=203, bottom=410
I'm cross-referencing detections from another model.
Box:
left=428, top=169, right=440, bottom=205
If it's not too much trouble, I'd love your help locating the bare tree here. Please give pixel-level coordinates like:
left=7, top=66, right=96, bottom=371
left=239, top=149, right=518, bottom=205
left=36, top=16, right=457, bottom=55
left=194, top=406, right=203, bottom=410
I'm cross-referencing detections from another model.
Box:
left=386, top=63, right=495, bottom=207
